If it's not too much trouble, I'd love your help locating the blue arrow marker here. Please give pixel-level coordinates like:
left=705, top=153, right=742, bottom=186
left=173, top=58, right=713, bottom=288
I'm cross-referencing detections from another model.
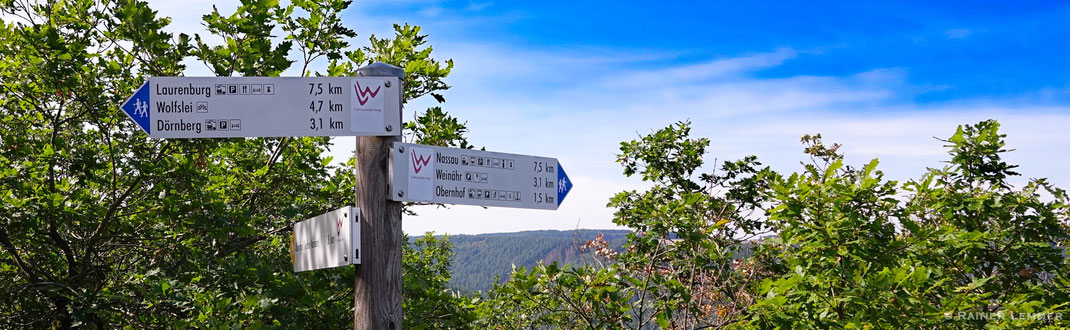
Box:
left=556, top=162, right=572, bottom=207
left=120, top=81, right=151, bottom=134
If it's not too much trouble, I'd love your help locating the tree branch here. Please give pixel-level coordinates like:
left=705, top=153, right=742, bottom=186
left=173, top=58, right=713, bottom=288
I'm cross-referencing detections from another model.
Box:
left=87, top=140, right=172, bottom=249
left=242, top=137, right=289, bottom=215
left=215, top=222, right=294, bottom=259
left=0, top=227, right=43, bottom=282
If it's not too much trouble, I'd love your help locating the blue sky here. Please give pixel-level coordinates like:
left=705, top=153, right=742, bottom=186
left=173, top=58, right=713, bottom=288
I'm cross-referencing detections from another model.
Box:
left=357, top=1, right=1070, bottom=104
left=154, top=1, right=1070, bottom=234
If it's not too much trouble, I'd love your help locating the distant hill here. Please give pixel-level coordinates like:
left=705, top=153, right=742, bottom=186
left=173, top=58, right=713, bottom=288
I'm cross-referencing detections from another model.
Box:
left=429, top=229, right=630, bottom=292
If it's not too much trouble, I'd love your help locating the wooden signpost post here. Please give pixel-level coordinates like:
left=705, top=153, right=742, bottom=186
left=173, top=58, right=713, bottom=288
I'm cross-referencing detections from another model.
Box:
left=121, top=62, right=573, bottom=329
left=352, top=63, right=405, bottom=329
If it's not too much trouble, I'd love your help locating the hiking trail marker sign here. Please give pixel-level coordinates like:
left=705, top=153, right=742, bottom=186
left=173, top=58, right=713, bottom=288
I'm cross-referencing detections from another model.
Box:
left=292, top=206, right=361, bottom=272
left=390, top=143, right=573, bottom=210
left=120, top=77, right=401, bottom=138
left=119, top=64, right=576, bottom=328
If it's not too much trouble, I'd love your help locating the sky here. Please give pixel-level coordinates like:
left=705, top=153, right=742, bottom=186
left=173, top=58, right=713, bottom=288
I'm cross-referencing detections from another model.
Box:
left=150, top=0, right=1070, bottom=235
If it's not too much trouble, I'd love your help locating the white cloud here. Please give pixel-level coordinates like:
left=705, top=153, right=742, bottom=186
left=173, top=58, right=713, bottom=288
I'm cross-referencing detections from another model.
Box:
left=141, top=1, right=1070, bottom=235
left=419, top=6, right=445, bottom=18
left=376, top=42, right=1070, bottom=234
left=465, top=2, right=493, bottom=12
left=944, top=28, right=972, bottom=39
left=605, top=48, right=798, bottom=87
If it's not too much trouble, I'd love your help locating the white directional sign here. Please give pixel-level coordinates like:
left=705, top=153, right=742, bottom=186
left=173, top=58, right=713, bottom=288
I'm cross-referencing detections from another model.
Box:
left=120, top=77, right=401, bottom=138
left=292, top=206, right=361, bottom=272
left=390, top=143, right=573, bottom=210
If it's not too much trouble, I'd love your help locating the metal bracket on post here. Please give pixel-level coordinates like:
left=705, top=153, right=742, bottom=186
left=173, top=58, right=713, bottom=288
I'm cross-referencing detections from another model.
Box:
left=351, top=208, right=361, bottom=265
left=388, top=142, right=407, bottom=202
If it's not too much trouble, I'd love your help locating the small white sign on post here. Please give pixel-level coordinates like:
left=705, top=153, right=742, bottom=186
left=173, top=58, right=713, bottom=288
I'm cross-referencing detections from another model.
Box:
left=291, top=206, right=361, bottom=272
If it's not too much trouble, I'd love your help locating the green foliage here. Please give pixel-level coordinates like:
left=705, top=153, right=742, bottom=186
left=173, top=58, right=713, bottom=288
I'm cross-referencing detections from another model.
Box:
left=325, top=22, right=452, bottom=105
left=480, top=122, right=773, bottom=328
left=0, top=0, right=467, bottom=327
left=476, top=262, right=634, bottom=328
left=898, top=120, right=1069, bottom=328
left=2, top=1, right=1067, bottom=328
left=748, top=120, right=1070, bottom=329
left=405, top=106, right=473, bottom=149
left=748, top=144, right=915, bottom=327
left=279, top=0, right=356, bottom=75
left=194, top=0, right=293, bottom=77
left=325, top=21, right=466, bottom=152
left=478, top=120, right=1068, bottom=329
left=402, top=233, right=478, bottom=328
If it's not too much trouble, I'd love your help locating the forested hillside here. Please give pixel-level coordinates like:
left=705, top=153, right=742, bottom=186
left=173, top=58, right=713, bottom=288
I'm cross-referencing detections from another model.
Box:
left=436, top=230, right=765, bottom=292
left=421, top=230, right=630, bottom=292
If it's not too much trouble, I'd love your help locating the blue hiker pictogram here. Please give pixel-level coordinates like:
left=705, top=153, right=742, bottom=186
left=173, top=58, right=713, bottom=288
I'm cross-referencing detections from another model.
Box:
left=121, top=82, right=152, bottom=134
left=133, top=99, right=149, bottom=117
left=556, top=163, right=572, bottom=207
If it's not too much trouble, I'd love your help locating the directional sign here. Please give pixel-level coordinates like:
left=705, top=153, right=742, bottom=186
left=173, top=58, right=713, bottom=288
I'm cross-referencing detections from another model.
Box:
left=120, top=77, right=401, bottom=138
left=390, top=143, right=573, bottom=210
left=292, top=206, right=361, bottom=272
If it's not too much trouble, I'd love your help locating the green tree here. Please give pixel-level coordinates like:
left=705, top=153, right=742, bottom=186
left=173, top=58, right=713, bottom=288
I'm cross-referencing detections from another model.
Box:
left=477, top=120, right=1069, bottom=329
left=748, top=121, right=1070, bottom=328
left=747, top=137, right=924, bottom=328
left=0, top=0, right=465, bottom=327
left=403, top=233, right=478, bottom=328
left=477, top=122, right=773, bottom=328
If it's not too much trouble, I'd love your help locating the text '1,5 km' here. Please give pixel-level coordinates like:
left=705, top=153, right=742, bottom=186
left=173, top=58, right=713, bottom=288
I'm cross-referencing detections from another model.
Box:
left=120, top=77, right=401, bottom=138
left=390, top=143, right=573, bottom=210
